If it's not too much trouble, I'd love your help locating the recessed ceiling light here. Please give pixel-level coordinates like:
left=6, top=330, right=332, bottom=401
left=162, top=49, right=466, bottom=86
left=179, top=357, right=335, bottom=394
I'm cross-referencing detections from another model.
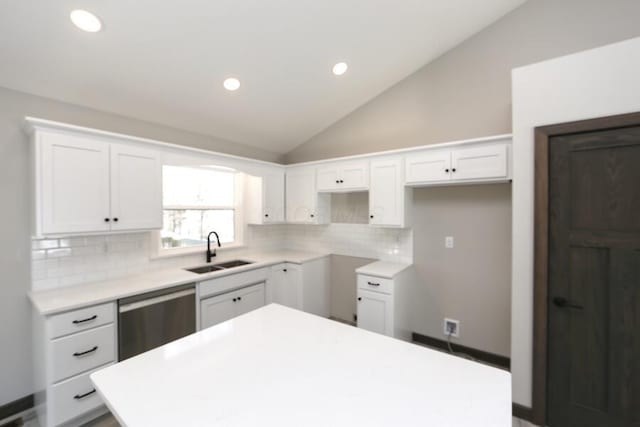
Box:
left=332, top=62, right=348, bottom=76
left=223, top=78, right=241, bottom=91
left=70, top=10, right=102, bottom=33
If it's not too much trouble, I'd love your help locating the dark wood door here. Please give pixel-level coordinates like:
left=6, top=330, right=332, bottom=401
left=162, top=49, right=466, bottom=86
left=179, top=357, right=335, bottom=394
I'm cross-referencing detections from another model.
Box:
left=547, top=126, right=640, bottom=426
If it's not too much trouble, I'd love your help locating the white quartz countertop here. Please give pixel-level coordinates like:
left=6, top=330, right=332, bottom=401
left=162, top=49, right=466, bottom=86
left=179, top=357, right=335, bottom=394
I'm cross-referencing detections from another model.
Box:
left=29, top=250, right=329, bottom=315
left=91, top=304, right=511, bottom=427
left=355, top=260, right=412, bottom=279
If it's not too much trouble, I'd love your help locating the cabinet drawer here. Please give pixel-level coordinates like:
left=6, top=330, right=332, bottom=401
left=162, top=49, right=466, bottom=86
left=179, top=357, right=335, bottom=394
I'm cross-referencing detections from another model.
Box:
left=357, top=275, right=393, bottom=295
left=199, top=268, right=269, bottom=299
left=51, top=324, right=115, bottom=383
left=51, top=364, right=111, bottom=426
left=48, top=303, right=115, bottom=339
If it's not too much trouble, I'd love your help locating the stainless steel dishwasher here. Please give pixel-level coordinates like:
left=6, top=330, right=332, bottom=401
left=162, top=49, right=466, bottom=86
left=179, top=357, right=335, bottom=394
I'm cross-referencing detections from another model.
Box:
left=118, top=284, right=196, bottom=361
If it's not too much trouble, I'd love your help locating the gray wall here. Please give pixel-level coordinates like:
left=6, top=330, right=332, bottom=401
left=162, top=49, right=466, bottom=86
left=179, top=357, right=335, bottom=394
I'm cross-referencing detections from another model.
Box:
left=411, top=185, right=512, bottom=356
left=285, top=0, right=640, bottom=163
left=330, top=255, right=376, bottom=323
left=0, top=86, right=280, bottom=407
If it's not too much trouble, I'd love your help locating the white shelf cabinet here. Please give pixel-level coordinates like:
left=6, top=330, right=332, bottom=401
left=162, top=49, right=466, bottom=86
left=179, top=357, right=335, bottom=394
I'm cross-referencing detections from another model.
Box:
left=33, top=302, right=117, bottom=427
left=285, top=166, right=330, bottom=224
left=32, top=129, right=161, bottom=236
left=369, top=157, right=411, bottom=228
left=356, top=268, right=414, bottom=341
left=245, top=170, right=286, bottom=224
left=405, top=142, right=509, bottom=186
left=316, top=160, right=369, bottom=192
left=200, top=282, right=266, bottom=329
left=269, top=257, right=330, bottom=317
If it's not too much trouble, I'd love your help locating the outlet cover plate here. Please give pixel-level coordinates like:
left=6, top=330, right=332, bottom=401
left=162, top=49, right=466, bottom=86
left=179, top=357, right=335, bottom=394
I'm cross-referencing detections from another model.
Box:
left=444, top=318, right=460, bottom=338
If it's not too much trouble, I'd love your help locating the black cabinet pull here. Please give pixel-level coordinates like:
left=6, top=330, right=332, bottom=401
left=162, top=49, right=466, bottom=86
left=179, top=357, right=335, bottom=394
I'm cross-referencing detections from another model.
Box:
left=73, top=346, right=98, bottom=357
left=452, top=168, right=457, bottom=172
left=367, top=281, right=380, bottom=287
left=104, top=218, right=110, bottom=222
left=445, top=169, right=450, bottom=173
left=283, top=269, right=287, bottom=272
left=74, top=389, right=96, bottom=400
left=264, top=214, right=269, bottom=217
left=357, top=297, right=362, bottom=301
left=335, top=180, right=339, bottom=184
left=113, top=218, right=119, bottom=222
left=370, top=215, right=374, bottom=219
left=310, top=214, right=315, bottom=218
left=339, top=180, right=344, bottom=183
left=552, top=297, right=583, bottom=310
left=232, top=298, right=237, bottom=302
left=72, top=315, right=97, bottom=325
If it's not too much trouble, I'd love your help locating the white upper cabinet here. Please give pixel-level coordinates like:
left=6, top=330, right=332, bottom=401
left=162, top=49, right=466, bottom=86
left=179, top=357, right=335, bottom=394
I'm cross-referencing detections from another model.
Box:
left=33, top=129, right=162, bottom=236
left=450, top=144, right=508, bottom=181
left=286, top=166, right=329, bottom=224
left=405, top=142, right=509, bottom=186
left=369, top=157, right=410, bottom=228
left=110, top=143, right=162, bottom=231
left=38, top=132, right=112, bottom=234
left=316, top=160, right=369, bottom=192
left=405, top=150, right=451, bottom=184
left=245, top=170, right=285, bottom=224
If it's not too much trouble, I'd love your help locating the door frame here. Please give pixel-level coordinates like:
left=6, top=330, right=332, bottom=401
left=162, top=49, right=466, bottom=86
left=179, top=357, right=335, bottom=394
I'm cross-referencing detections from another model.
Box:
left=529, top=111, right=640, bottom=426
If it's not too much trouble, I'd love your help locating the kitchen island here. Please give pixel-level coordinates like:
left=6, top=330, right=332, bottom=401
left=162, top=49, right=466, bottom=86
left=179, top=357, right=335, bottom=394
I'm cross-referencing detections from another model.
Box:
left=91, top=304, right=511, bottom=426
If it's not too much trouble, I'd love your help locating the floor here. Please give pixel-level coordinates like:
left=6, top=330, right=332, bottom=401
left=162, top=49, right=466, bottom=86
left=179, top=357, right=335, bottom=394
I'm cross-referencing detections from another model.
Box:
left=6, top=410, right=535, bottom=427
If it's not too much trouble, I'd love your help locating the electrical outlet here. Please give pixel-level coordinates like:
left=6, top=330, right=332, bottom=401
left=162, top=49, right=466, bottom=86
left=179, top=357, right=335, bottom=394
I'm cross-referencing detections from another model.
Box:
left=445, top=236, right=454, bottom=249
left=444, top=318, right=460, bottom=338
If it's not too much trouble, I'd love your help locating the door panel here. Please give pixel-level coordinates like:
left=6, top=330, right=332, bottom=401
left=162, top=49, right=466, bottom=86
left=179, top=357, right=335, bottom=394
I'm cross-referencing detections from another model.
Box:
left=286, top=168, right=316, bottom=223
left=548, top=126, right=640, bottom=427
left=236, top=283, right=266, bottom=316
left=369, top=158, right=402, bottom=226
left=200, top=293, right=237, bottom=329
left=450, top=144, right=507, bottom=181
left=40, top=132, right=111, bottom=234
left=357, top=290, right=392, bottom=336
left=340, top=162, right=369, bottom=190
left=316, top=166, right=339, bottom=191
left=264, top=172, right=285, bottom=223
left=110, top=144, right=162, bottom=231
left=405, top=150, right=451, bottom=184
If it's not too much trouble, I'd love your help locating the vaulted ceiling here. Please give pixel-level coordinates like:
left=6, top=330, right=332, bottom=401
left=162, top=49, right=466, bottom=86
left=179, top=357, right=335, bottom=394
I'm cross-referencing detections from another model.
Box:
left=0, top=0, right=526, bottom=154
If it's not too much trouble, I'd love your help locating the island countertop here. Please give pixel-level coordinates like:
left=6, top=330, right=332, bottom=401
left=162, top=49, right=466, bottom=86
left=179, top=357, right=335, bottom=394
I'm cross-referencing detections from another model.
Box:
left=91, top=304, right=511, bottom=427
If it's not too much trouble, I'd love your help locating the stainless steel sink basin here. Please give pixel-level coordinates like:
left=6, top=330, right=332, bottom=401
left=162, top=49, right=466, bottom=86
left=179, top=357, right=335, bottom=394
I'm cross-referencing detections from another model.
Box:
left=185, top=260, right=253, bottom=274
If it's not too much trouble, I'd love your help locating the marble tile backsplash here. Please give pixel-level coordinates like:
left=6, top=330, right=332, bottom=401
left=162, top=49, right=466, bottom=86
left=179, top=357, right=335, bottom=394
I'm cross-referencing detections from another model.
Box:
left=31, top=224, right=411, bottom=291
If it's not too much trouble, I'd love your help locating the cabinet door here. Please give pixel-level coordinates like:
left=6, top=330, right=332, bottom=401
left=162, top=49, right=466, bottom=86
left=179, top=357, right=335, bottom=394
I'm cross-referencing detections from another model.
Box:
left=271, top=264, right=302, bottom=310
left=340, top=161, right=369, bottom=190
left=450, top=144, right=508, bottom=181
left=235, top=283, right=266, bottom=316
left=369, top=158, right=404, bottom=226
left=357, top=290, right=393, bottom=336
left=286, top=168, right=317, bottom=223
left=405, top=150, right=451, bottom=184
left=110, top=144, right=162, bottom=231
left=263, top=172, right=285, bottom=223
left=316, top=165, right=339, bottom=192
left=40, top=132, right=111, bottom=234
left=200, top=293, right=237, bottom=329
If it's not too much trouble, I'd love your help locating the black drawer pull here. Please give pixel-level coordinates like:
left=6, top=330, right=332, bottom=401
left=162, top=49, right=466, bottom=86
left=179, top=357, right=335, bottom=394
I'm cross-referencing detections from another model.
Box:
left=552, top=297, right=583, bottom=310
left=74, top=389, right=96, bottom=400
left=73, top=346, right=98, bottom=357
left=367, top=281, right=380, bottom=287
left=72, top=315, right=97, bottom=325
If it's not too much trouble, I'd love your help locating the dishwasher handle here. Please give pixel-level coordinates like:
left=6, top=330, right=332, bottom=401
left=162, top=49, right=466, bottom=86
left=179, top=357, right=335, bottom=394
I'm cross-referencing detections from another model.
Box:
left=119, top=288, right=195, bottom=313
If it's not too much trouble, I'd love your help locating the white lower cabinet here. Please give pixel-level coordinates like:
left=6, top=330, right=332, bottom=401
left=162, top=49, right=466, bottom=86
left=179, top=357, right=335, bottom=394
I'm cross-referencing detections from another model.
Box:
left=200, top=283, right=266, bottom=329
left=268, top=257, right=330, bottom=317
left=356, top=270, right=414, bottom=341
left=33, top=303, right=117, bottom=427
left=50, top=364, right=113, bottom=426
left=357, top=290, right=393, bottom=336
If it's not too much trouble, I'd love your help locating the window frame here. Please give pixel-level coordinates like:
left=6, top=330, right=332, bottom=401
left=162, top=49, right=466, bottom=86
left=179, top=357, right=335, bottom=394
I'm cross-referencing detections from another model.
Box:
left=151, top=166, right=245, bottom=259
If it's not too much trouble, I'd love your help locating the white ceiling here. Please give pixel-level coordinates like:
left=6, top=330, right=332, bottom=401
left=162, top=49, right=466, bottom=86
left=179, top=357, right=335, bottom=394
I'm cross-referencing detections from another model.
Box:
left=0, top=0, right=525, bottom=155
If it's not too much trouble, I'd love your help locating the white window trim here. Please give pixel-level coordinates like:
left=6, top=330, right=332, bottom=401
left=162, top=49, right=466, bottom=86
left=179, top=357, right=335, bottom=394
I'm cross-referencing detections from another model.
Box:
left=152, top=169, right=245, bottom=259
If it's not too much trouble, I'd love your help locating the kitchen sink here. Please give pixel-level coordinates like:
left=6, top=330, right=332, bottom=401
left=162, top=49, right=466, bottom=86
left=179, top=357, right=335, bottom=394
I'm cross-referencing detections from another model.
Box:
left=185, top=260, right=253, bottom=274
